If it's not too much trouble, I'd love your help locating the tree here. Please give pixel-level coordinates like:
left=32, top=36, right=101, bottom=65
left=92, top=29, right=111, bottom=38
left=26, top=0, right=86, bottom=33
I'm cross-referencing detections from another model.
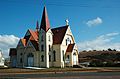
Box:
left=116, top=53, right=120, bottom=61
left=113, top=49, right=116, bottom=51
left=90, top=60, right=104, bottom=67
left=108, top=48, right=112, bottom=51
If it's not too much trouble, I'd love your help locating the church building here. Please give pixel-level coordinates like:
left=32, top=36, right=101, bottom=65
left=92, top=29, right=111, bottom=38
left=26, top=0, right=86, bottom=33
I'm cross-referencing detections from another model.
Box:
left=9, top=7, right=79, bottom=68
left=0, top=50, right=5, bottom=66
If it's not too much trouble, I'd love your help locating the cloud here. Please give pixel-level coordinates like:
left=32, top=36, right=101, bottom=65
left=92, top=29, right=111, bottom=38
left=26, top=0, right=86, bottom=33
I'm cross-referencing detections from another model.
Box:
left=0, top=35, right=19, bottom=58
left=77, top=32, right=120, bottom=51
left=86, top=17, right=102, bottom=27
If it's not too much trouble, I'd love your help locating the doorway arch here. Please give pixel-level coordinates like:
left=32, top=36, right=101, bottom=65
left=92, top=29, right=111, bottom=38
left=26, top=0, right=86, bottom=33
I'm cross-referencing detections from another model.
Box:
left=73, top=53, right=77, bottom=65
left=27, top=53, right=34, bottom=67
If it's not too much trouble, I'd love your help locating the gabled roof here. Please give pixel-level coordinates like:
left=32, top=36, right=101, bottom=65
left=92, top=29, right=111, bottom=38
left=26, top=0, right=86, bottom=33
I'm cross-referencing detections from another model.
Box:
left=21, top=39, right=26, bottom=46
left=30, top=40, right=39, bottom=51
left=66, top=43, right=75, bottom=52
left=51, top=25, right=68, bottom=44
left=40, top=6, right=50, bottom=32
left=19, top=29, right=38, bottom=50
left=9, top=48, right=17, bottom=56
left=29, top=30, right=38, bottom=41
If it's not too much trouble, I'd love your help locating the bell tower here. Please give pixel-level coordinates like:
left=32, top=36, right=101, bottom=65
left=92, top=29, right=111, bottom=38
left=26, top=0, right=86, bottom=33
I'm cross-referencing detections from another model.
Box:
left=39, top=6, right=53, bottom=68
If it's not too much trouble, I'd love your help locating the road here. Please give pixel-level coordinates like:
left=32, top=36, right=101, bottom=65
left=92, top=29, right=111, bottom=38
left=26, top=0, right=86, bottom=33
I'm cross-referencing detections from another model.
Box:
left=0, top=71, right=120, bottom=79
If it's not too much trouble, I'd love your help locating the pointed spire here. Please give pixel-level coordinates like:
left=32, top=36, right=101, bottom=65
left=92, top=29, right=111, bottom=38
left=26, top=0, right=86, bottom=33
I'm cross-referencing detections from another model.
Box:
left=40, top=6, right=50, bottom=32
left=36, top=20, right=39, bottom=32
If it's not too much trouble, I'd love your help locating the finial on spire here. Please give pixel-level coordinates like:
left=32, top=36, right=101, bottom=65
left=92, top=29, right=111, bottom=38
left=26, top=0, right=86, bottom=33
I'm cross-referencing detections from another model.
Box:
left=65, top=19, right=69, bottom=25
left=36, top=20, right=39, bottom=32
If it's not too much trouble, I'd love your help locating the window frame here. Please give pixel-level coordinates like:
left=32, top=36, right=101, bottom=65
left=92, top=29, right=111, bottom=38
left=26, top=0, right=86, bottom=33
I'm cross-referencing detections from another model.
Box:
left=41, top=55, right=44, bottom=62
left=53, top=50, right=56, bottom=62
left=62, top=50, right=65, bottom=61
left=48, top=35, right=50, bottom=41
left=49, top=45, right=51, bottom=51
left=41, top=44, right=44, bottom=52
left=49, top=55, right=51, bottom=62
left=41, top=35, right=44, bottom=42
left=20, top=58, right=22, bottom=63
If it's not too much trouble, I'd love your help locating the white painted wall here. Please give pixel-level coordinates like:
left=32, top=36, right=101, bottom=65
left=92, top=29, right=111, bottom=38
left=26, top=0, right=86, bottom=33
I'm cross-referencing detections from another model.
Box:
left=0, top=51, right=5, bottom=66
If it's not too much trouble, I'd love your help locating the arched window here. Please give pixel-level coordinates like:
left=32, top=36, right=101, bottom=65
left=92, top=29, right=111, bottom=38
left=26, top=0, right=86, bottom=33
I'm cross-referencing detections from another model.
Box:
left=27, top=53, right=34, bottom=57
left=49, top=45, right=51, bottom=51
left=20, top=53, right=22, bottom=56
left=62, top=50, right=65, bottom=61
left=66, top=39, right=67, bottom=45
left=48, top=35, right=50, bottom=41
left=41, top=55, right=44, bottom=62
left=73, top=52, right=76, bottom=55
left=53, top=50, right=56, bottom=61
left=66, top=38, right=71, bottom=45
left=20, top=58, right=22, bottom=63
left=41, top=35, right=43, bottom=41
left=67, top=55, right=70, bottom=60
left=41, top=44, right=44, bottom=51
left=49, top=55, right=51, bottom=62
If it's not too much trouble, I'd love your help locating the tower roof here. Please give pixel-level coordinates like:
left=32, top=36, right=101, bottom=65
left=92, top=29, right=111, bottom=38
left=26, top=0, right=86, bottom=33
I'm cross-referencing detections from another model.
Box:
left=40, top=6, right=50, bottom=32
left=51, top=25, right=68, bottom=44
left=36, top=20, right=39, bottom=31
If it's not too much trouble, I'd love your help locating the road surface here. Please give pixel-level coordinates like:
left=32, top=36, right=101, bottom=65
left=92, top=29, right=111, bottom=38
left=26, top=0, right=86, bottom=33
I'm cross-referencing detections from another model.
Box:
left=0, top=71, right=120, bottom=79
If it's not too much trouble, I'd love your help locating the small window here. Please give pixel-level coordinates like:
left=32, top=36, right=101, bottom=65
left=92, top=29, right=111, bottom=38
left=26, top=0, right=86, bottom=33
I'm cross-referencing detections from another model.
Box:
left=66, top=39, right=67, bottom=45
left=41, top=35, right=43, bottom=41
left=49, top=55, right=51, bottom=62
left=41, top=44, right=44, bottom=51
left=41, top=55, right=44, bottom=62
left=20, top=53, right=22, bottom=56
left=66, top=38, right=71, bottom=45
left=20, top=58, right=22, bottom=63
left=62, top=50, right=65, bottom=61
left=48, top=35, right=50, bottom=41
left=70, top=40, right=71, bottom=44
left=53, top=50, right=56, bottom=61
left=67, top=55, right=70, bottom=60
left=73, top=52, right=76, bottom=55
left=49, top=45, right=51, bottom=51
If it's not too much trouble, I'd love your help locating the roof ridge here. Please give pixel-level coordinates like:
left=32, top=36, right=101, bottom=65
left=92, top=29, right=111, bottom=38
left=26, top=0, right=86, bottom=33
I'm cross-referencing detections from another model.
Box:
left=51, top=25, right=69, bottom=30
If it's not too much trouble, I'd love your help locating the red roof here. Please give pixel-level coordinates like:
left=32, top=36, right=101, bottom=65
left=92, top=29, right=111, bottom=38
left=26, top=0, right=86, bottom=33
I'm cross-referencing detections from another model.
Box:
left=17, top=25, right=68, bottom=51
left=21, top=39, right=26, bottom=46
left=40, top=6, right=50, bottom=32
left=29, top=30, right=38, bottom=41
left=20, top=29, right=39, bottom=50
left=52, top=25, right=68, bottom=44
left=9, top=48, right=17, bottom=56
left=66, top=43, right=75, bottom=52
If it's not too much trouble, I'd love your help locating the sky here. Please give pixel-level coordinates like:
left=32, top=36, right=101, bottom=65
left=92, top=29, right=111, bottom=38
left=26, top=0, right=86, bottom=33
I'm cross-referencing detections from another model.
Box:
left=0, top=0, right=120, bottom=58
